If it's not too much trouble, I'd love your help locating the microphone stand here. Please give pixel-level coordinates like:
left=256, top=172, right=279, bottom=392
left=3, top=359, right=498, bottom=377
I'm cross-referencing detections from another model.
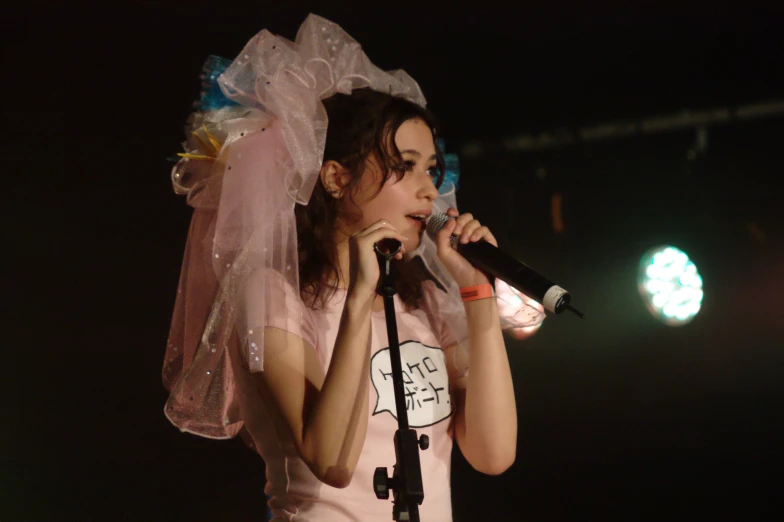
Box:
left=372, top=241, right=429, bottom=522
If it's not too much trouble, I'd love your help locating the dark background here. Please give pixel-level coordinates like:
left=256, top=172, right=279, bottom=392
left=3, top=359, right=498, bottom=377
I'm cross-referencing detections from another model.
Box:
left=3, top=1, right=783, bottom=520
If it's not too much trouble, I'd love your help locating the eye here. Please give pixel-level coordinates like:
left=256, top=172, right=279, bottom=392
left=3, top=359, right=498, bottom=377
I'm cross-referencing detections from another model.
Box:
left=427, top=165, right=441, bottom=178
left=392, top=160, right=416, bottom=175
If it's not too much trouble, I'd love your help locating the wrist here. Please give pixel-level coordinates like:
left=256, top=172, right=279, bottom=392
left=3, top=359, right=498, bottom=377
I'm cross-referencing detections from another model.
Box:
left=453, top=271, right=493, bottom=289
left=460, top=282, right=496, bottom=303
left=345, top=287, right=376, bottom=313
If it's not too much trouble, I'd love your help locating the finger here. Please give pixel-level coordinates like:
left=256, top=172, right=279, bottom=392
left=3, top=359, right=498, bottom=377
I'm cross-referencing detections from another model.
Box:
left=452, top=213, right=474, bottom=237
left=459, top=221, right=481, bottom=243
left=356, top=219, right=400, bottom=237
left=435, top=216, right=457, bottom=252
left=370, top=219, right=400, bottom=233
left=454, top=213, right=474, bottom=225
left=446, top=207, right=459, bottom=218
left=474, top=227, right=497, bottom=247
left=468, top=225, right=493, bottom=243
left=360, top=227, right=409, bottom=248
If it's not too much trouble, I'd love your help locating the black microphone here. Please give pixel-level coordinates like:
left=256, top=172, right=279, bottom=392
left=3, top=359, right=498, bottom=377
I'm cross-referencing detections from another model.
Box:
left=426, top=213, right=584, bottom=318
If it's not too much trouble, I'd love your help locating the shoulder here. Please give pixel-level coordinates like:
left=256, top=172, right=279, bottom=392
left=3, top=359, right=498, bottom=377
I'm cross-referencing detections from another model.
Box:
left=246, top=268, right=320, bottom=311
left=244, top=268, right=319, bottom=336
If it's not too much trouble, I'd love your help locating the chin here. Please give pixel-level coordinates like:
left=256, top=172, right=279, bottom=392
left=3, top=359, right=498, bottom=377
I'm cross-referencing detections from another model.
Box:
left=403, top=233, right=423, bottom=256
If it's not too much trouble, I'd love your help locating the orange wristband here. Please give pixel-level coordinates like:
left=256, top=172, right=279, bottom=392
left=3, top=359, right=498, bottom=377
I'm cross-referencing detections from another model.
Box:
left=459, top=283, right=495, bottom=302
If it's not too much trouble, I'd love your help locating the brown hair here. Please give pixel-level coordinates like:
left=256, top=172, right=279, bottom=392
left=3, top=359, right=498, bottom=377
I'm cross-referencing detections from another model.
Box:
left=295, top=88, right=446, bottom=310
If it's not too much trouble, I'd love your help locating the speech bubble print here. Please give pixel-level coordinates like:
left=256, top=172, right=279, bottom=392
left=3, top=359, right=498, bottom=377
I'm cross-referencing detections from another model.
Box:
left=370, top=341, right=453, bottom=428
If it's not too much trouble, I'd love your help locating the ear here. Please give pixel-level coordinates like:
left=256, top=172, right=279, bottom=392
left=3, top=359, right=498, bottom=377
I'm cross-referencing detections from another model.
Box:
left=319, top=160, right=351, bottom=199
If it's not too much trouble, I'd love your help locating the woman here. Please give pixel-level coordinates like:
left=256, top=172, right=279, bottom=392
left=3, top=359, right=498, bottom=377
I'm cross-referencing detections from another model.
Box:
left=163, top=14, right=543, bottom=521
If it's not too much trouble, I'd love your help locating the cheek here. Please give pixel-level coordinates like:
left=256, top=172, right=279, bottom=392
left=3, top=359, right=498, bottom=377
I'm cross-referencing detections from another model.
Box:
left=378, top=182, right=410, bottom=207
left=362, top=185, right=404, bottom=218
left=347, top=176, right=416, bottom=232
left=355, top=197, right=384, bottom=221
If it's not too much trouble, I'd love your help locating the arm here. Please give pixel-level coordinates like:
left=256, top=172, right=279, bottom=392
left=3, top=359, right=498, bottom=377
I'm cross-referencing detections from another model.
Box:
left=257, top=291, right=374, bottom=489
left=254, top=219, right=408, bottom=489
left=435, top=209, right=517, bottom=475
left=447, top=297, right=517, bottom=475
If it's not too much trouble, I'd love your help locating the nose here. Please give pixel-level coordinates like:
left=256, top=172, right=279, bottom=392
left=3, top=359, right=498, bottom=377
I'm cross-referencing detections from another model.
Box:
left=417, top=170, right=439, bottom=202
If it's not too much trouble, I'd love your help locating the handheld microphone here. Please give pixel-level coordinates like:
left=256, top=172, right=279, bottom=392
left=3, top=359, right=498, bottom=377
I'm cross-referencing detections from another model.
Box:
left=426, top=212, right=584, bottom=318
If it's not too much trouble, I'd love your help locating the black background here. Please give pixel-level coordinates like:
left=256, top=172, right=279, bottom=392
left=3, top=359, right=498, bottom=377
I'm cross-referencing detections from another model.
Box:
left=3, top=1, right=783, bottom=520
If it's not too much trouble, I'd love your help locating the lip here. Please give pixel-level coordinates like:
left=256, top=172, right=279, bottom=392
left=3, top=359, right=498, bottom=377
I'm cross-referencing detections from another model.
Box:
left=406, top=216, right=424, bottom=229
left=408, top=209, right=432, bottom=218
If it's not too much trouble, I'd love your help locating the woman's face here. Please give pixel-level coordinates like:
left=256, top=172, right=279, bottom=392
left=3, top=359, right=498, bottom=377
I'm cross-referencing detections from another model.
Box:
left=342, top=118, right=440, bottom=252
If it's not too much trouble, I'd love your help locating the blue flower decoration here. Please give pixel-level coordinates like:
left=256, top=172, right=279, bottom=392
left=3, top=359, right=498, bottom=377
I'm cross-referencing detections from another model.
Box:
left=437, top=138, right=460, bottom=194
left=195, top=55, right=238, bottom=111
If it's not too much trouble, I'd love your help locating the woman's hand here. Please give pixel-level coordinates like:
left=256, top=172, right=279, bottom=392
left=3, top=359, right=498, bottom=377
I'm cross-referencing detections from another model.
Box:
left=434, top=208, right=497, bottom=288
left=347, top=220, right=408, bottom=299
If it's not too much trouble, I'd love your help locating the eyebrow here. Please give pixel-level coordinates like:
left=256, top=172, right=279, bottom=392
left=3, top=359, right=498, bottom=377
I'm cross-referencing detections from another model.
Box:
left=400, top=149, right=437, bottom=161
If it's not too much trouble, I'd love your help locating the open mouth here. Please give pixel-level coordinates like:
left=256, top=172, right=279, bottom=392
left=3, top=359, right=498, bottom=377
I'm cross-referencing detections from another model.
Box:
left=406, top=214, right=428, bottom=229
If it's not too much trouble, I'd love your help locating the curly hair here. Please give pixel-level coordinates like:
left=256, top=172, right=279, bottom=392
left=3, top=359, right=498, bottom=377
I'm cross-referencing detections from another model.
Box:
left=295, top=88, right=446, bottom=310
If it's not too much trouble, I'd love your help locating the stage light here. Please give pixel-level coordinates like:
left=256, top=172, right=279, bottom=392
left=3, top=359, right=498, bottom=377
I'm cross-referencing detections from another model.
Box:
left=638, top=246, right=703, bottom=326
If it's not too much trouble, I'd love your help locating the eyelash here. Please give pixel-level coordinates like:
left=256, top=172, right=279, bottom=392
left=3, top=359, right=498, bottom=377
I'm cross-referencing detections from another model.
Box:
left=396, top=160, right=440, bottom=178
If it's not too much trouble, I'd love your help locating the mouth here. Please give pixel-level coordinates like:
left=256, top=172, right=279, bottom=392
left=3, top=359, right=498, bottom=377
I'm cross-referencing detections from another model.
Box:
left=406, top=214, right=428, bottom=230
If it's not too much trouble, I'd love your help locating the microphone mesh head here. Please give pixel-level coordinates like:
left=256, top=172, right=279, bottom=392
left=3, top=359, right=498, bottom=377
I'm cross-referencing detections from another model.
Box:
left=425, top=212, right=450, bottom=239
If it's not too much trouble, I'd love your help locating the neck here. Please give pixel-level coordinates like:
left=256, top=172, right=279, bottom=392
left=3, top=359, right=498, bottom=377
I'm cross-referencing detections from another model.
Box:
left=334, top=234, right=351, bottom=289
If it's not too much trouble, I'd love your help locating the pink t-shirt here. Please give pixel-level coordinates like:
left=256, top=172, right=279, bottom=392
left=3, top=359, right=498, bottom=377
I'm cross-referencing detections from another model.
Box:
left=236, top=277, right=459, bottom=521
